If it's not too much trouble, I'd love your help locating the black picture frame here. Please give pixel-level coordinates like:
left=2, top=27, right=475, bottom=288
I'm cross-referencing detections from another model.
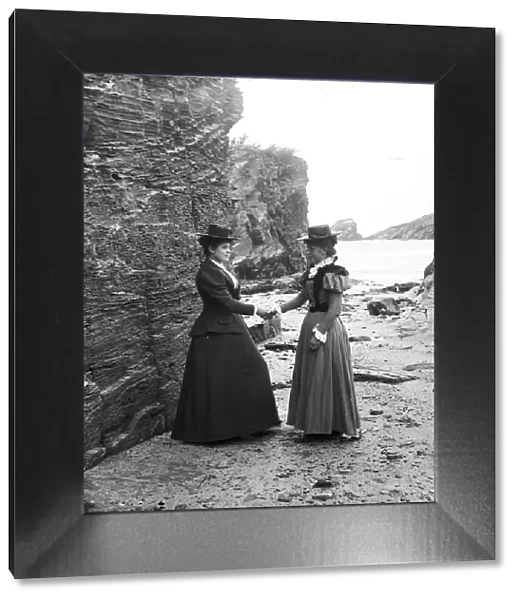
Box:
left=9, top=9, right=495, bottom=578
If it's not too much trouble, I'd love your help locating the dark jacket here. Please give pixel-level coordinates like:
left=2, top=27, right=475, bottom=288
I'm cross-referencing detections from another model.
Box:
left=189, top=259, right=255, bottom=337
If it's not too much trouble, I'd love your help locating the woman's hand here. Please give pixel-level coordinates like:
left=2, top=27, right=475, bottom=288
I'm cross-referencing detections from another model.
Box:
left=309, top=334, right=322, bottom=351
left=256, top=306, right=269, bottom=319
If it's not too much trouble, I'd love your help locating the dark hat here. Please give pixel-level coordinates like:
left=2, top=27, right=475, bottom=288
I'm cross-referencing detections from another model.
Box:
left=196, top=224, right=237, bottom=243
left=297, top=224, right=338, bottom=243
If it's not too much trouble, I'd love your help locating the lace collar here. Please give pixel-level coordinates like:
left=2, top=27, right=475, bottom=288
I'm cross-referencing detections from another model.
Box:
left=307, top=256, right=337, bottom=279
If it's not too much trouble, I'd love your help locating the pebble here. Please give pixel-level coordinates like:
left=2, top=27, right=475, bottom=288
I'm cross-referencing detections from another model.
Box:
left=313, top=479, right=334, bottom=488
left=384, top=451, right=404, bottom=460
left=277, top=494, right=291, bottom=502
left=312, top=492, right=334, bottom=501
left=370, top=408, right=384, bottom=415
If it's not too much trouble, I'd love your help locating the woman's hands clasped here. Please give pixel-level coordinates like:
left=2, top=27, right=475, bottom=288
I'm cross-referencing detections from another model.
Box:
left=255, top=306, right=270, bottom=319
left=257, top=303, right=281, bottom=320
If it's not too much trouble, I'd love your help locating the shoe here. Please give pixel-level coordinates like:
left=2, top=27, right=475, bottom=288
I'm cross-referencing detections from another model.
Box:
left=339, top=433, right=362, bottom=442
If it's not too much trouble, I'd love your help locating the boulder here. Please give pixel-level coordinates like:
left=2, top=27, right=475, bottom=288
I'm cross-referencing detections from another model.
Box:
left=383, top=281, right=420, bottom=293
left=367, top=297, right=400, bottom=316
left=246, top=314, right=282, bottom=343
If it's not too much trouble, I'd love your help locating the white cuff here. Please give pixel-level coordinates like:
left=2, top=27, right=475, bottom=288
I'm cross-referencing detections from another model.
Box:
left=312, top=326, right=327, bottom=344
left=252, top=305, right=257, bottom=316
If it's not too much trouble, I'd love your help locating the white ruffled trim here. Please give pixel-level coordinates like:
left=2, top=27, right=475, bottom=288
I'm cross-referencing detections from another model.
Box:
left=307, top=256, right=337, bottom=280
left=312, top=326, right=327, bottom=344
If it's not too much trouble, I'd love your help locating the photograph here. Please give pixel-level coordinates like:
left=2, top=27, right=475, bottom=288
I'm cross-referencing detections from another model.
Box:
left=83, top=74, right=435, bottom=513
left=9, top=5, right=497, bottom=582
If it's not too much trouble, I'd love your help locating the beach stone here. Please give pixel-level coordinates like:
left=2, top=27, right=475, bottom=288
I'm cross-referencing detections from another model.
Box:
left=264, top=342, right=298, bottom=351
left=312, top=492, right=334, bottom=501
left=277, top=494, right=292, bottom=502
left=240, top=280, right=276, bottom=294
left=247, top=314, right=282, bottom=343
left=367, top=297, right=400, bottom=316
left=84, top=500, right=96, bottom=511
left=384, top=450, right=404, bottom=460
left=383, top=282, right=420, bottom=293
left=313, top=479, right=334, bottom=488
left=404, top=361, right=434, bottom=371
left=369, top=408, right=384, bottom=415
left=272, top=275, right=301, bottom=291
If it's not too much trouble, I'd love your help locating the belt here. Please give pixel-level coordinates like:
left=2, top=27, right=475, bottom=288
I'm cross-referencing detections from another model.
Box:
left=308, top=306, right=328, bottom=313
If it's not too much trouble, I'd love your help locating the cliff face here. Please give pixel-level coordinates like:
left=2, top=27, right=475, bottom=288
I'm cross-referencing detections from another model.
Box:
left=228, top=143, right=309, bottom=279
left=332, top=218, right=363, bottom=241
left=83, top=74, right=243, bottom=468
left=366, top=214, right=434, bottom=240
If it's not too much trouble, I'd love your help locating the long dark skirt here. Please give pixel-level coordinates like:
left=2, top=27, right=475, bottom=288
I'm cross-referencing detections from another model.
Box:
left=287, top=312, right=361, bottom=436
left=171, top=328, right=280, bottom=443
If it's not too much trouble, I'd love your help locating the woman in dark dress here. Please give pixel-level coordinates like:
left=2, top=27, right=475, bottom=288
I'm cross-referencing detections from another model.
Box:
left=171, top=224, right=281, bottom=443
left=271, top=224, right=361, bottom=440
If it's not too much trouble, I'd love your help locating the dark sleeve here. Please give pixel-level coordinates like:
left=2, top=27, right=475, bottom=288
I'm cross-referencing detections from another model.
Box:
left=197, top=268, right=255, bottom=316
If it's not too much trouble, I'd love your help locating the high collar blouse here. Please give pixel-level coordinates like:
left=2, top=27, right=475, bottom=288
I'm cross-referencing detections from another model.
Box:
left=209, top=259, right=239, bottom=289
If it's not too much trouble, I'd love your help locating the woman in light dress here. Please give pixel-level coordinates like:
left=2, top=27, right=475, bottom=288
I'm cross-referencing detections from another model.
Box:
left=271, top=224, right=361, bottom=440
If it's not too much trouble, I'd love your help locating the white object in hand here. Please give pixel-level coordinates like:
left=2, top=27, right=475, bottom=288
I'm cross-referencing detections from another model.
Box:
left=312, top=326, right=327, bottom=344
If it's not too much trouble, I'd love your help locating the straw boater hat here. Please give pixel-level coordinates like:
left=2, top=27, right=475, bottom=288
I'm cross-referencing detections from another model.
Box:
left=297, top=224, right=338, bottom=243
left=196, top=224, right=238, bottom=244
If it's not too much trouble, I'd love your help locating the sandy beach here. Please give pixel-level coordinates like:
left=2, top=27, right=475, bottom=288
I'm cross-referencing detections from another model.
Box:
left=84, top=278, right=434, bottom=513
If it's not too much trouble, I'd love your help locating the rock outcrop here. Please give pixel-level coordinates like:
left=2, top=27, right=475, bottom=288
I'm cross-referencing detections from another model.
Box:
left=83, top=74, right=243, bottom=469
left=367, top=298, right=401, bottom=316
left=332, top=218, right=363, bottom=241
left=420, top=259, right=435, bottom=321
left=228, top=142, right=309, bottom=279
left=366, top=214, right=434, bottom=240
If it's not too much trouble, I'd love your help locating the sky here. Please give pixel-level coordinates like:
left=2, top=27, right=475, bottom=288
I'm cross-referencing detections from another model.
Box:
left=228, top=78, right=434, bottom=237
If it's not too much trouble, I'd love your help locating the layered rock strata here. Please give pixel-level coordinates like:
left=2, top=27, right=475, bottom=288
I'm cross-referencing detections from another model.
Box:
left=83, top=74, right=243, bottom=469
left=228, top=143, right=309, bottom=279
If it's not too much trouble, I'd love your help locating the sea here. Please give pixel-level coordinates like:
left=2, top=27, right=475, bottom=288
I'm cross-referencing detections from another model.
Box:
left=335, top=240, right=434, bottom=287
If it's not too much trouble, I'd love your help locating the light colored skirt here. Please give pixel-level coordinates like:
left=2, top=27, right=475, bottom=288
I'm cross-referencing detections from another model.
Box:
left=287, top=312, right=361, bottom=435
